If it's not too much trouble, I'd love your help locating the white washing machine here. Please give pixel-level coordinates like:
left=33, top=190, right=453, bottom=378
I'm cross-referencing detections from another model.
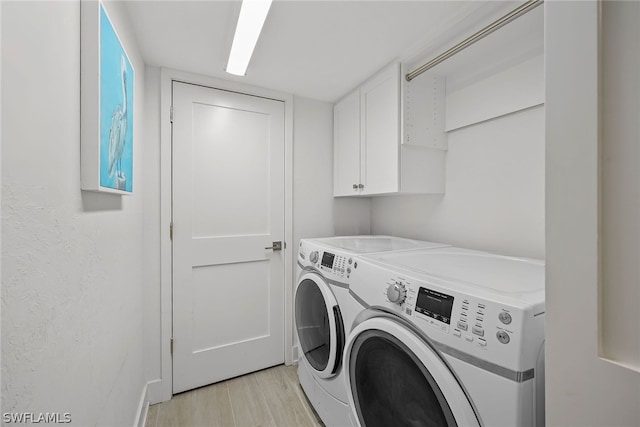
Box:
left=295, top=236, right=449, bottom=427
left=344, top=247, right=545, bottom=427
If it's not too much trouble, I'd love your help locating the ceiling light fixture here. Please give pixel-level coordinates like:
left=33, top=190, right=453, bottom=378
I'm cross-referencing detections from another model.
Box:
left=226, top=0, right=273, bottom=76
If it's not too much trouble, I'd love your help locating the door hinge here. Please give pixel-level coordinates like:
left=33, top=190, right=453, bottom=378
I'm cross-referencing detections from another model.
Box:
left=170, top=337, right=174, bottom=355
left=170, top=222, right=173, bottom=240
left=170, top=106, right=174, bottom=123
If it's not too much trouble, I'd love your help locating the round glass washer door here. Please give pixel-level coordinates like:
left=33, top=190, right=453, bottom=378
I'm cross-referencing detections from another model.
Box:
left=295, top=272, right=345, bottom=379
left=344, top=315, right=480, bottom=427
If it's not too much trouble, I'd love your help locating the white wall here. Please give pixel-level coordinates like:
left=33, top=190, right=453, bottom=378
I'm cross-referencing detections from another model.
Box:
left=142, top=66, right=162, bottom=402
left=292, top=95, right=371, bottom=255
left=599, top=0, right=640, bottom=370
left=292, top=95, right=371, bottom=242
left=545, top=1, right=640, bottom=425
left=371, top=64, right=545, bottom=259
left=0, top=0, right=3, bottom=403
left=1, top=2, right=147, bottom=425
left=293, top=97, right=336, bottom=244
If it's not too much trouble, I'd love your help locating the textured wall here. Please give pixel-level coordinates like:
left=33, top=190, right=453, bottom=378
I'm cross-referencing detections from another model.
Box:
left=1, top=2, right=146, bottom=425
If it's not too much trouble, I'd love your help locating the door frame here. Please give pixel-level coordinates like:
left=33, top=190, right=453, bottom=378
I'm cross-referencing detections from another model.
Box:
left=158, top=68, right=294, bottom=402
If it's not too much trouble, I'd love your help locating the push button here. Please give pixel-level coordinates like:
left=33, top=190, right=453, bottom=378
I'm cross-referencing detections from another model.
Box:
left=472, top=326, right=484, bottom=337
left=457, top=321, right=468, bottom=331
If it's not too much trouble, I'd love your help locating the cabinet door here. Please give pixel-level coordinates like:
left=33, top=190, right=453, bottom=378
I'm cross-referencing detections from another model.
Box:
left=334, top=90, right=361, bottom=196
left=360, top=63, right=400, bottom=195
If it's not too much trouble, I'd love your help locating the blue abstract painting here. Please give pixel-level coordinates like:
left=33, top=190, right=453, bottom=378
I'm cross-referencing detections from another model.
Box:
left=99, top=3, right=134, bottom=192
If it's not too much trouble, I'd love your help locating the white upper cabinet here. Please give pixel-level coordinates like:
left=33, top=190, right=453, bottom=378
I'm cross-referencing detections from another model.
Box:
left=334, top=62, right=446, bottom=197
left=360, top=64, right=401, bottom=195
left=333, top=90, right=361, bottom=196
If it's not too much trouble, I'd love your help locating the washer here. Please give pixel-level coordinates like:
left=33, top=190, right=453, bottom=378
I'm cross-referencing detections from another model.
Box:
left=345, top=246, right=545, bottom=427
left=295, top=236, right=449, bottom=427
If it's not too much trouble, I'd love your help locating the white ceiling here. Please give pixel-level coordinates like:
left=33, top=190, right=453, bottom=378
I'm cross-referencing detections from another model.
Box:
left=124, top=0, right=522, bottom=102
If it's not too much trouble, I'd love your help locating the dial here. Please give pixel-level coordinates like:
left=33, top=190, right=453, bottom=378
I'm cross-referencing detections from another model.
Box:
left=309, top=251, right=319, bottom=264
left=496, top=331, right=511, bottom=344
left=498, top=312, right=512, bottom=325
left=387, top=281, right=407, bottom=305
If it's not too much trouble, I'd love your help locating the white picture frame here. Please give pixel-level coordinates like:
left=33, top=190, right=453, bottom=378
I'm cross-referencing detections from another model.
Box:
left=81, top=0, right=134, bottom=194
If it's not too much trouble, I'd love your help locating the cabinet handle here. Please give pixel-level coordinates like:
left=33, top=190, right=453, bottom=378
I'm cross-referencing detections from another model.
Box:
left=353, top=184, right=358, bottom=190
left=358, top=184, right=364, bottom=189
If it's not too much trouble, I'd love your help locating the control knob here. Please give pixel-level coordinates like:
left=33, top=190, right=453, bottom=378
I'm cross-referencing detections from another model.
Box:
left=309, top=251, right=319, bottom=264
left=387, top=281, right=407, bottom=305
left=496, top=331, right=511, bottom=344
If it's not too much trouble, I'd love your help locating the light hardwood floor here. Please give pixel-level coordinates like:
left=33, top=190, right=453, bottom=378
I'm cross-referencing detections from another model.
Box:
left=145, top=364, right=325, bottom=427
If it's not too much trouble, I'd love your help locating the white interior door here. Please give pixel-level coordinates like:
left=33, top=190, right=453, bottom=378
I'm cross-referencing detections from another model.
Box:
left=172, top=81, right=285, bottom=394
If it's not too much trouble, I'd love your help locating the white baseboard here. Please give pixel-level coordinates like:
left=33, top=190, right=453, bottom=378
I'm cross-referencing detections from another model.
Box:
left=133, top=383, right=149, bottom=427
left=147, top=379, right=164, bottom=405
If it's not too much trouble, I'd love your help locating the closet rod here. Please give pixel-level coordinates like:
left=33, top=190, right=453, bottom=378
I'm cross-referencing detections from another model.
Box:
left=405, top=0, right=544, bottom=82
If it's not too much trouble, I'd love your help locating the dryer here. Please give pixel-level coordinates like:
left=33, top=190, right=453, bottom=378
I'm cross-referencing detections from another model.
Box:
left=344, top=247, right=545, bottom=427
left=295, top=236, right=449, bottom=427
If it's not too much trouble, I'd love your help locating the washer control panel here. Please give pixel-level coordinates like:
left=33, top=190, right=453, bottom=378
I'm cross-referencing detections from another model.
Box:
left=316, top=251, right=350, bottom=279
left=298, top=242, right=355, bottom=281
left=348, top=257, right=544, bottom=370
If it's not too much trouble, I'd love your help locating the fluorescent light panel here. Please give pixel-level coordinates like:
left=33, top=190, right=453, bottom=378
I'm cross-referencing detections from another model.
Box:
left=226, top=0, right=273, bottom=76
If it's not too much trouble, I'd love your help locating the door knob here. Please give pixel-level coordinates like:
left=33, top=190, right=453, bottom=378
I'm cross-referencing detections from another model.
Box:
left=265, top=241, right=283, bottom=251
